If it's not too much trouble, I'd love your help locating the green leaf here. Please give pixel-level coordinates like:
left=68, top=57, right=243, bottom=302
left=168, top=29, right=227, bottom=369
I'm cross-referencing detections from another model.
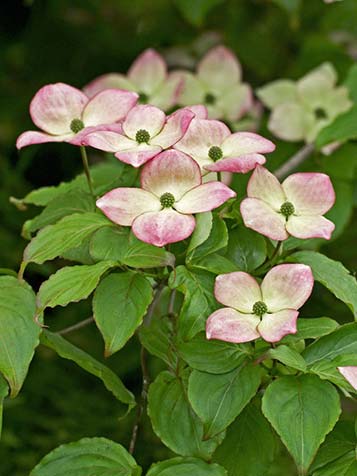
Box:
left=187, top=212, right=213, bottom=255
left=0, top=374, right=8, bottom=438
left=139, top=315, right=178, bottom=368
left=90, top=227, right=175, bottom=268
left=226, top=226, right=267, bottom=272
left=174, top=0, right=224, bottom=27
left=169, top=266, right=217, bottom=340
left=93, top=272, right=153, bottom=356
left=345, top=63, right=357, bottom=102
left=268, top=345, right=307, bottom=372
left=309, top=360, right=353, bottom=392
left=188, top=363, right=261, bottom=438
left=40, top=331, right=135, bottom=408
left=312, top=455, right=357, bottom=476
left=281, top=317, right=339, bottom=343
left=303, top=323, right=357, bottom=365
left=213, top=400, right=278, bottom=476
left=316, top=105, right=357, bottom=148
left=187, top=215, right=228, bottom=263
left=36, top=261, right=116, bottom=312
left=310, top=421, right=356, bottom=473
left=23, top=212, right=110, bottom=265
left=191, top=253, right=238, bottom=275
left=262, top=375, right=341, bottom=474
left=288, top=251, right=357, bottom=318
left=29, top=437, right=141, bottom=476
left=22, top=191, right=94, bottom=239
left=123, top=234, right=175, bottom=268
left=147, top=370, right=223, bottom=459
left=147, top=457, right=227, bottom=476
left=0, top=276, right=41, bottom=397
left=178, top=332, right=252, bottom=374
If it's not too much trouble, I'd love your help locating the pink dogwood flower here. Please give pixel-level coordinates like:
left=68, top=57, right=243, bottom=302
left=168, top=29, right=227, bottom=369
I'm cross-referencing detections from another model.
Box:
left=96, top=149, right=236, bottom=247
left=337, top=367, right=357, bottom=390
left=177, top=46, right=253, bottom=121
left=82, top=104, right=194, bottom=167
left=206, top=264, right=314, bottom=343
left=83, top=49, right=183, bottom=111
left=16, top=83, right=138, bottom=149
left=240, top=166, right=335, bottom=241
left=175, top=117, right=275, bottom=174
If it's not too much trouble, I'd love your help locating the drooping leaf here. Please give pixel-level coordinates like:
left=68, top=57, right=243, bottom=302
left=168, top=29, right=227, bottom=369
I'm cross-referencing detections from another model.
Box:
left=29, top=437, right=141, bottom=476
left=0, top=276, right=41, bottom=397
left=288, top=251, right=357, bottom=318
left=226, top=226, right=267, bottom=272
left=40, top=331, right=135, bottom=409
left=36, top=261, right=116, bottom=312
left=147, top=370, right=223, bottom=459
left=262, top=375, right=341, bottom=474
left=23, top=212, right=111, bottom=266
left=93, top=272, right=153, bottom=356
left=188, top=362, right=262, bottom=438
left=123, top=234, right=175, bottom=268
left=268, top=345, right=307, bottom=372
left=89, top=226, right=129, bottom=262
left=191, top=253, right=238, bottom=275
left=147, top=457, right=227, bottom=476
left=213, top=400, right=278, bottom=476
left=303, top=323, right=357, bottom=366
left=22, top=191, right=94, bottom=239
left=178, top=332, right=252, bottom=374
left=169, top=266, right=217, bottom=340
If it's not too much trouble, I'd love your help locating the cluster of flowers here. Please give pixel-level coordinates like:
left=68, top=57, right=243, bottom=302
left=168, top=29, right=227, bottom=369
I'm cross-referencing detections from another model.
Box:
left=16, top=45, right=356, bottom=389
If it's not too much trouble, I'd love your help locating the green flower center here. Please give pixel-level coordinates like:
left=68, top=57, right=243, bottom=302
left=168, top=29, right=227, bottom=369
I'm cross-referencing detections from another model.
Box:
left=138, top=92, right=149, bottom=104
left=208, top=146, right=223, bottom=162
left=314, top=107, right=327, bottom=119
left=280, top=201, right=295, bottom=219
left=252, top=301, right=268, bottom=317
left=70, top=118, right=85, bottom=133
left=160, top=192, right=175, bottom=208
left=136, top=129, right=150, bottom=144
left=205, top=93, right=216, bottom=105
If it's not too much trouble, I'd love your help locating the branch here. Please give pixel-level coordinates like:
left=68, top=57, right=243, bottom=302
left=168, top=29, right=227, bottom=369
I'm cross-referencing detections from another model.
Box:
left=57, top=317, right=94, bottom=336
left=274, top=143, right=315, bottom=180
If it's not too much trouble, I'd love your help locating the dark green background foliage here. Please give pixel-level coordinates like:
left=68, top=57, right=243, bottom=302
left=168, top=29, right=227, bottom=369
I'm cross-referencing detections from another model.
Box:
left=1, top=0, right=357, bottom=475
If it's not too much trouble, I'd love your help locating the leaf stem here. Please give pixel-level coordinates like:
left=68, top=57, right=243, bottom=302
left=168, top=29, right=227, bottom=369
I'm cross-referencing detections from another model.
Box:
left=80, top=146, right=95, bottom=198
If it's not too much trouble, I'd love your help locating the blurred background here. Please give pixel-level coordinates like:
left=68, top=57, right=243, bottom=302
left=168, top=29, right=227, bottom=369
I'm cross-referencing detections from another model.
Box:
left=1, top=0, right=357, bottom=474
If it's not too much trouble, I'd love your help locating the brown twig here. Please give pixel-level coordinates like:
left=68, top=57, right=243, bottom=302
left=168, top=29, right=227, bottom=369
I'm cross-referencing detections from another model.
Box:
left=57, top=316, right=94, bottom=335
left=274, top=143, right=315, bottom=180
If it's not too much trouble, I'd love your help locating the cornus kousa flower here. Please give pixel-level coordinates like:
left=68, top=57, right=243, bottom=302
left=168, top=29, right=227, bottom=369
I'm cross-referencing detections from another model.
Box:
left=83, top=49, right=183, bottom=111
left=96, top=149, right=236, bottom=247
left=16, top=83, right=138, bottom=149
left=177, top=45, right=253, bottom=121
left=257, top=63, right=352, bottom=143
left=82, top=104, right=194, bottom=167
left=175, top=116, right=275, bottom=174
left=206, top=264, right=314, bottom=343
left=240, top=166, right=335, bottom=240
left=337, top=367, right=357, bottom=390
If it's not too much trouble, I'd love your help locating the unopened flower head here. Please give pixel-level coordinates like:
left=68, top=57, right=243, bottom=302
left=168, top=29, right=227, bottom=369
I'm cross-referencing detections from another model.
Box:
left=206, top=264, right=314, bottom=343
left=240, top=166, right=335, bottom=241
